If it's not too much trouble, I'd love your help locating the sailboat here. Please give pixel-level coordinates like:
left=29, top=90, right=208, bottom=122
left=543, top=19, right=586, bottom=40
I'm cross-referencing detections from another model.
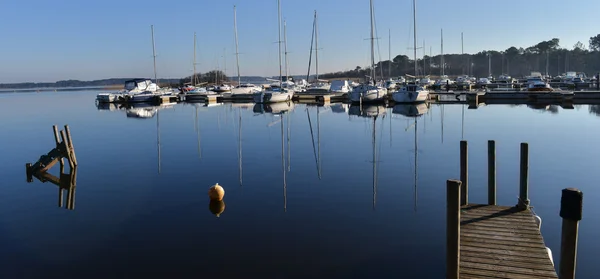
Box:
left=229, top=5, right=262, bottom=97
left=305, top=10, right=330, bottom=94
left=349, top=0, right=388, bottom=103
left=185, top=33, right=214, bottom=101
left=391, top=0, right=429, bottom=103
left=253, top=0, right=294, bottom=103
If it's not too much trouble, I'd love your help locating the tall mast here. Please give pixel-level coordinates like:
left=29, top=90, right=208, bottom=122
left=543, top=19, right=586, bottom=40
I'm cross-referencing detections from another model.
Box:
left=388, top=29, right=391, bottom=79
left=193, top=32, right=197, bottom=85
left=369, top=0, right=375, bottom=81
left=234, top=5, right=241, bottom=86
left=461, top=32, right=464, bottom=75
left=423, top=40, right=426, bottom=76
left=488, top=52, right=492, bottom=77
left=412, top=0, right=417, bottom=77
left=277, top=0, right=283, bottom=88
left=441, top=29, right=444, bottom=76
left=315, top=10, right=319, bottom=81
left=284, top=20, right=289, bottom=80
left=151, top=25, right=158, bottom=85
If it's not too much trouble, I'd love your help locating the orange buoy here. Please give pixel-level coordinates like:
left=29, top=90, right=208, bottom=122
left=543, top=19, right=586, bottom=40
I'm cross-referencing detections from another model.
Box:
left=208, top=183, right=225, bottom=201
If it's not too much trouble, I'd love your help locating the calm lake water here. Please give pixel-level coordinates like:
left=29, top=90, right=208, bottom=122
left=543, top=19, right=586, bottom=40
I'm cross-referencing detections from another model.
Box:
left=1, top=90, right=599, bottom=278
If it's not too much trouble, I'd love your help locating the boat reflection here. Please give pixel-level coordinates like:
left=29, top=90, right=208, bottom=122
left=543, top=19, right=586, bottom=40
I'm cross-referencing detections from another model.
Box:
left=96, top=102, right=123, bottom=111
left=392, top=103, right=429, bottom=117
left=28, top=166, right=78, bottom=210
left=253, top=101, right=295, bottom=114
left=348, top=104, right=385, bottom=209
left=527, top=104, right=559, bottom=114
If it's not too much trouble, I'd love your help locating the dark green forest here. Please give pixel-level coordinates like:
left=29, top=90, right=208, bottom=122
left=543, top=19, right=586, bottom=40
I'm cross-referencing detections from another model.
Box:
left=321, top=35, right=600, bottom=79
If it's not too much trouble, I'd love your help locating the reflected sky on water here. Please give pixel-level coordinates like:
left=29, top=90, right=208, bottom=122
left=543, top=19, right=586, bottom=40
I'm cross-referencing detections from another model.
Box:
left=0, top=90, right=599, bottom=278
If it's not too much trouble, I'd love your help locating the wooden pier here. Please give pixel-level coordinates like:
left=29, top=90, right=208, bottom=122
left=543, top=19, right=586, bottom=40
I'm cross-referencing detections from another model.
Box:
left=447, top=141, right=584, bottom=279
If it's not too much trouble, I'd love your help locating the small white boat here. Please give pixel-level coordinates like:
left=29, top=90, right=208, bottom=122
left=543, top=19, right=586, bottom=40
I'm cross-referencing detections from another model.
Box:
left=213, top=84, right=232, bottom=93
left=349, top=83, right=388, bottom=103
left=391, top=84, right=429, bottom=103
left=230, top=83, right=262, bottom=95
left=96, top=78, right=160, bottom=103
left=384, top=79, right=398, bottom=90
left=528, top=81, right=553, bottom=92
left=253, top=88, right=294, bottom=103
left=330, top=80, right=352, bottom=94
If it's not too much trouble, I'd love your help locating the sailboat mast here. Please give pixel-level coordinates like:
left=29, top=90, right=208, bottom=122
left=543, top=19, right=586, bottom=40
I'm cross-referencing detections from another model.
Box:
left=151, top=25, right=158, bottom=85
left=412, top=0, right=417, bottom=77
left=284, top=20, right=289, bottom=80
left=315, top=10, right=319, bottom=81
left=461, top=32, right=464, bottom=75
left=277, top=0, right=283, bottom=88
left=234, top=5, right=241, bottom=86
left=193, top=32, right=197, bottom=85
left=388, top=29, right=391, bottom=79
left=441, top=29, right=444, bottom=76
left=369, top=0, right=375, bottom=81
left=423, top=40, right=426, bottom=76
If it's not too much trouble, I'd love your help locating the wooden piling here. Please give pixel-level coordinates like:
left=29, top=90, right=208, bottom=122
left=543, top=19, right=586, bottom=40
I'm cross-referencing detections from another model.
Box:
left=446, top=179, right=461, bottom=279
left=64, top=125, right=78, bottom=167
left=460, top=140, right=468, bottom=206
left=518, top=142, right=530, bottom=209
left=59, top=130, right=75, bottom=169
left=25, top=163, right=33, bottom=182
left=559, top=188, right=583, bottom=279
left=53, top=125, right=64, bottom=166
left=488, top=140, right=496, bottom=205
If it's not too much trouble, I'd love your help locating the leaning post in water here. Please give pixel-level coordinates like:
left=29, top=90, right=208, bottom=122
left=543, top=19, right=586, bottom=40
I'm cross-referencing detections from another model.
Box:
left=559, top=188, right=583, bottom=279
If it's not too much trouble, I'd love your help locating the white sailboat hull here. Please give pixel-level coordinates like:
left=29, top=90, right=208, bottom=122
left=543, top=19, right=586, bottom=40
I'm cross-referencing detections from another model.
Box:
left=253, top=90, right=294, bottom=103
left=391, top=90, right=429, bottom=103
left=349, top=87, right=388, bottom=102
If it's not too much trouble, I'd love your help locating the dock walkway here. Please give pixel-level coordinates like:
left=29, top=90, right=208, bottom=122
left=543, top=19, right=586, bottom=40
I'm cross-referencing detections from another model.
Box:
left=459, top=204, right=557, bottom=279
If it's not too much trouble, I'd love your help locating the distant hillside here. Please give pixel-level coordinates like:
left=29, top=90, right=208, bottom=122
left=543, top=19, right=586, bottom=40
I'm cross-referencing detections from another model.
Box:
left=0, top=78, right=181, bottom=89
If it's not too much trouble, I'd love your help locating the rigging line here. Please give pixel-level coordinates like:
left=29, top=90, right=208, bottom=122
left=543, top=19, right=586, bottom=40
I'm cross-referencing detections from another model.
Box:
left=306, top=108, right=319, bottom=178
left=372, top=4, right=383, bottom=81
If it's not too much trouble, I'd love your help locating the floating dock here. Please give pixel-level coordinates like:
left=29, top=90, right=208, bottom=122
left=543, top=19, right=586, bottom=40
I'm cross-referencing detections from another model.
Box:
left=446, top=141, right=584, bottom=279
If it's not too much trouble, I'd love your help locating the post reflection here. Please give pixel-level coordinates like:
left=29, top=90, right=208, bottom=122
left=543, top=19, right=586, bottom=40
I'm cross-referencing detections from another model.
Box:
left=29, top=165, right=78, bottom=210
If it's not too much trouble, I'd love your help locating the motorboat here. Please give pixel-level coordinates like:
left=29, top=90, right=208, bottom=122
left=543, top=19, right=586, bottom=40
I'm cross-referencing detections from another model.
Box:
left=213, top=84, right=232, bottom=93
left=527, top=81, right=553, bottom=92
left=391, top=83, right=429, bottom=103
left=329, top=80, right=352, bottom=94
left=96, top=78, right=162, bottom=103
left=349, top=81, right=388, bottom=103
left=384, top=79, right=398, bottom=90
left=253, top=87, right=294, bottom=103
left=230, top=83, right=262, bottom=95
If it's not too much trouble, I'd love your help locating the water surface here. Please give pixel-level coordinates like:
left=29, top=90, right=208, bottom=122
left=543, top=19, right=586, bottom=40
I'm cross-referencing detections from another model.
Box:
left=0, top=91, right=599, bottom=278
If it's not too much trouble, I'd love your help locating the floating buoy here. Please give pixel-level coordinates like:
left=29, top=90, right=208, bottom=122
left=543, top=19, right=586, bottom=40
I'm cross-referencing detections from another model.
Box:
left=209, top=200, right=226, bottom=217
left=208, top=183, right=225, bottom=201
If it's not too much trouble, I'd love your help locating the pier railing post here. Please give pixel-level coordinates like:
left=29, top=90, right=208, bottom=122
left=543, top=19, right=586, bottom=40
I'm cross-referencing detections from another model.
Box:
left=518, top=142, right=530, bottom=210
left=460, top=141, right=468, bottom=206
left=488, top=140, right=496, bottom=205
left=446, top=179, right=461, bottom=279
left=559, top=188, right=583, bottom=279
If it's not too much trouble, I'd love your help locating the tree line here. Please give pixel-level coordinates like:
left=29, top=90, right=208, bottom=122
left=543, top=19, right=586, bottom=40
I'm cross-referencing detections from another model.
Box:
left=321, top=34, right=600, bottom=80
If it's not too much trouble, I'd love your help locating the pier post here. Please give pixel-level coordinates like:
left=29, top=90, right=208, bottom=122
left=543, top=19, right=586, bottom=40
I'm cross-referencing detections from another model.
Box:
left=446, top=179, right=461, bottom=279
left=460, top=141, right=468, bottom=206
left=559, top=188, right=583, bottom=279
left=518, top=142, right=530, bottom=210
left=487, top=140, right=496, bottom=205
left=25, top=163, right=33, bottom=182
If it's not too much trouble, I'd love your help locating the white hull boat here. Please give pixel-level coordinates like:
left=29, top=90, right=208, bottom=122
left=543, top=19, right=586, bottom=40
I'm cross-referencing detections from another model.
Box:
left=253, top=88, right=294, bottom=103
left=349, top=84, right=388, bottom=102
left=391, top=84, right=429, bottom=103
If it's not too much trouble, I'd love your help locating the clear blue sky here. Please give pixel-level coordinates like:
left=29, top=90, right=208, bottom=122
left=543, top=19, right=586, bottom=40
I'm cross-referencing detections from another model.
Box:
left=0, top=0, right=598, bottom=83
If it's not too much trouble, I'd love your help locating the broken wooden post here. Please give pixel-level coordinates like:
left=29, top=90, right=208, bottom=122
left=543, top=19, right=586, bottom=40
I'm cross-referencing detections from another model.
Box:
left=27, top=125, right=77, bottom=175
left=64, top=125, right=78, bottom=167
left=559, top=188, right=583, bottom=279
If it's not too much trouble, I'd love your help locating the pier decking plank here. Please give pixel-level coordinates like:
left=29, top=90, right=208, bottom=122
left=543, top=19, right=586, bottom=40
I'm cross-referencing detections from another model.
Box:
left=459, top=204, right=557, bottom=279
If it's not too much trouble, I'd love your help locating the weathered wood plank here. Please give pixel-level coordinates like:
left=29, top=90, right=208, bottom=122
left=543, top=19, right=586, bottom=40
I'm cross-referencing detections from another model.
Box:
left=461, top=261, right=557, bottom=277
left=461, top=245, right=553, bottom=260
left=461, top=256, right=556, bottom=272
left=459, top=203, right=557, bottom=278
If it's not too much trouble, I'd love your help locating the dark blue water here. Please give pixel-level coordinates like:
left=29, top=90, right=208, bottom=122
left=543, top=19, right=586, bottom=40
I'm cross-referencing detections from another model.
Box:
left=0, top=90, right=599, bottom=278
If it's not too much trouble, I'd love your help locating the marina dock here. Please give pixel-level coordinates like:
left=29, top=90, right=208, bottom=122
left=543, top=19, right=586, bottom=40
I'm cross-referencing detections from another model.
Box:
left=446, top=141, right=584, bottom=279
